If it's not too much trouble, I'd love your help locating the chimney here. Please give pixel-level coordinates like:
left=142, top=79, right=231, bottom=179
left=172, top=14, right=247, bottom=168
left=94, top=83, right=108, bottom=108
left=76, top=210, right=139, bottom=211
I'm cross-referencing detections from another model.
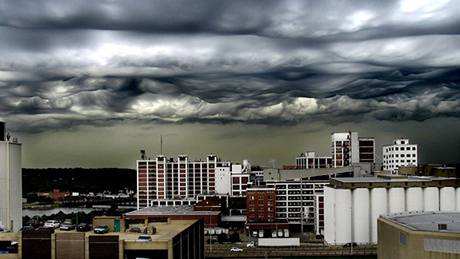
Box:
left=0, top=121, right=5, bottom=141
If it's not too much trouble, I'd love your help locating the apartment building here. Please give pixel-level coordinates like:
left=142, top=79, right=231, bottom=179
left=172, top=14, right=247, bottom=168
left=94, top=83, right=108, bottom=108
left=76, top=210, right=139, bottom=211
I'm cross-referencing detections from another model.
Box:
left=383, top=138, right=418, bottom=174
left=246, top=187, right=276, bottom=223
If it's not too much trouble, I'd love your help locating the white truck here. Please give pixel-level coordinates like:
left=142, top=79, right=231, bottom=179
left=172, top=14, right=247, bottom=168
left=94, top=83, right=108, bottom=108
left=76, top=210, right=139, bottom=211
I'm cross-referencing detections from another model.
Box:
left=257, top=238, right=300, bottom=247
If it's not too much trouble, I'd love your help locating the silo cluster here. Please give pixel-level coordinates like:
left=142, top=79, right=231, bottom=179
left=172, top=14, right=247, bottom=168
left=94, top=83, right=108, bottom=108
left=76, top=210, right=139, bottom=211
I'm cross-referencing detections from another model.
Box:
left=324, top=186, right=460, bottom=244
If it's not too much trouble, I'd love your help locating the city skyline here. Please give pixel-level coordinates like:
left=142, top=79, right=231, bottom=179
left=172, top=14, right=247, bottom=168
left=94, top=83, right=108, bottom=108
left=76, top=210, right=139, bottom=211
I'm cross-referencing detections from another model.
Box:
left=1, top=0, right=460, bottom=168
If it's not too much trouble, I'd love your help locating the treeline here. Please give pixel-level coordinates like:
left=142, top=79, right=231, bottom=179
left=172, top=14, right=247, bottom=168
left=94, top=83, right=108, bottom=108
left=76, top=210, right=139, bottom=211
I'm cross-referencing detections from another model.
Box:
left=23, top=168, right=136, bottom=194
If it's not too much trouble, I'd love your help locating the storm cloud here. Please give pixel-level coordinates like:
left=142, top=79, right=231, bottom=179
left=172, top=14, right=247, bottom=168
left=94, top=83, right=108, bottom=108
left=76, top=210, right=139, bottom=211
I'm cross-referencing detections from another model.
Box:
left=1, top=0, right=460, bottom=133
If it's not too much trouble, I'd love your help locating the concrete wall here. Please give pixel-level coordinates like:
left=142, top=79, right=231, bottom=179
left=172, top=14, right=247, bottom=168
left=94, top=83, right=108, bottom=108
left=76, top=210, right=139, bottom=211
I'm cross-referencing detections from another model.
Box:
left=378, top=218, right=460, bottom=259
left=55, top=232, right=85, bottom=259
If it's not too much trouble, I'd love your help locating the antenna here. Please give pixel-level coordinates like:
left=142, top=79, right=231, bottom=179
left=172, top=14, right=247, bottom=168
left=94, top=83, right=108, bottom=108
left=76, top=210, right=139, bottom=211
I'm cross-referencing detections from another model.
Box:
left=160, top=134, right=178, bottom=155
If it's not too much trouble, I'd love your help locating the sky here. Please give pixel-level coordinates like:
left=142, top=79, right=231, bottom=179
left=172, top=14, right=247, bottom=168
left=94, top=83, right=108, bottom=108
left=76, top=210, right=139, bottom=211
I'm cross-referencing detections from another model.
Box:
left=1, top=0, right=460, bottom=168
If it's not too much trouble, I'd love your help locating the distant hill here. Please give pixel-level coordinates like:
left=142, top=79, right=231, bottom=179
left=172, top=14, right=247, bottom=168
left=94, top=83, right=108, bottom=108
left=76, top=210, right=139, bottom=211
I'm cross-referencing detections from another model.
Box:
left=23, top=168, right=136, bottom=194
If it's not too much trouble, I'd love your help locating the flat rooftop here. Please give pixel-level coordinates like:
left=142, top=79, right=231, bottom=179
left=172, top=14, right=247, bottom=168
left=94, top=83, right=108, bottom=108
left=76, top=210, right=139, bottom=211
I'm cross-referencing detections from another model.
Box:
left=383, top=212, right=460, bottom=233
left=125, top=205, right=221, bottom=216
left=329, top=176, right=459, bottom=189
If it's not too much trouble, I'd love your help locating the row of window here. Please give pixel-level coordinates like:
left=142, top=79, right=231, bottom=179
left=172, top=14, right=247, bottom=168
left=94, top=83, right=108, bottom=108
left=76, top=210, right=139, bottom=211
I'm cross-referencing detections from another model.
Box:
left=384, top=153, right=416, bottom=158
left=385, top=146, right=416, bottom=152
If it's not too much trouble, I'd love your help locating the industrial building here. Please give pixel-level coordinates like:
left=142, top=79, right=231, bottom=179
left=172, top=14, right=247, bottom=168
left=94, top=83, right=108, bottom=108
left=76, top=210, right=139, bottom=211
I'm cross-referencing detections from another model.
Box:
left=331, top=132, right=375, bottom=168
left=378, top=212, right=460, bottom=259
left=1, top=218, right=204, bottom=259
left=324, top=175, right=460, bottom=245
left=383, top=138, right=418, bottom=174
left=246, top=187, right=276, bottom=223
left=0, top=121, right=22, bottom=232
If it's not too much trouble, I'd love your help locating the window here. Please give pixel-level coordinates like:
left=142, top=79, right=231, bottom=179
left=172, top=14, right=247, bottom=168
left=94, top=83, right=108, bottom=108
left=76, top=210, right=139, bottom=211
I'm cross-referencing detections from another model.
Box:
left=395, top=147, right=399, bottom=151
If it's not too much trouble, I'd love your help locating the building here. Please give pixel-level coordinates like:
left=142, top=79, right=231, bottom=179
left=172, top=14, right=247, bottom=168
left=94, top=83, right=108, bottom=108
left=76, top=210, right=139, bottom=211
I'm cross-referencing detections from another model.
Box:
left=263, top=180, right=328, bottom=232
left=331, top=132, right=375, bottom=168
left=383, top=138, right=418, bottom=174
left=324, top=175, right=460, bottom=245
left=246, top=187, right=276, bottom=223
left=295, top=152, right=332, bottom=169
left=230, top=164, right=250, bottom=197
left=125, top=205, right=221, bottom=228
left=136, top=155, right=231, bottom=209
left=378, top=212, right=460, bottom=259
left=0, top=121, right=22, bottom=232
left=1, top=218, right=204, bottom=259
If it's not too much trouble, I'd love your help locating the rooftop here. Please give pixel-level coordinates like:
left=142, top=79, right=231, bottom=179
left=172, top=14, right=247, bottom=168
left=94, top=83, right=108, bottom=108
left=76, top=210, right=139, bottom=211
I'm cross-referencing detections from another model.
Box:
left=383, top=212, right=460, bottom=233
left=333, top=175, right=452, bottom=183
left=124, top=205, right=221, bottom=216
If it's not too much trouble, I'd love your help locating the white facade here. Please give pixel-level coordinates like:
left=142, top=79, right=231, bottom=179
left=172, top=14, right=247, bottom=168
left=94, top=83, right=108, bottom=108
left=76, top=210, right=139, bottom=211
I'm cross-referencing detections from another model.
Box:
left=382, top=138, right=418, bottom=173
left=324, top=184, right=460, bottom=245
left=215, top=166, right=231, bottom=195
left=0, top=130, right=22, bottom=232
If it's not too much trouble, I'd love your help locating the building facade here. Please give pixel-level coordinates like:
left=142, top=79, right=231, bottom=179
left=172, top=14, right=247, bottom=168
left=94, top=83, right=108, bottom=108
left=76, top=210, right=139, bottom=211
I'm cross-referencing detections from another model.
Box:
left=136, top=155, right=231, bottom=209
left=331, top=132, right=375, bottom=168
left=295, top=152, right=332, bottom=169
left=246, top=187, right=276, bottom=223
left=265, top=180, right=328, bottom=232
left=324, top=176, right=460, bottom=245
left=0, top=122, right=22, bottom=232
left=383, top=138, right=418, bottom=174
left=378, top=212, right=460, bottom=259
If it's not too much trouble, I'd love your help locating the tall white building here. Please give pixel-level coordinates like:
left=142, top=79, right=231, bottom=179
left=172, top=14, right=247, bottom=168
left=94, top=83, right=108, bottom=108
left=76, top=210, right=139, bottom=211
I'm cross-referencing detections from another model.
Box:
left=383, top=138, right=418, bottom=174
left=331, top=132, right=375, bottom=168
left=0, top=121, right=22, bottom=232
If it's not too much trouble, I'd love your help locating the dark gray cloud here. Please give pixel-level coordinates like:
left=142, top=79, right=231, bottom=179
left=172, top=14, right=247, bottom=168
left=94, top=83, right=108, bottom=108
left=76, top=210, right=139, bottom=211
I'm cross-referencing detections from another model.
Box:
left=1, top=0, right=460, bottom=133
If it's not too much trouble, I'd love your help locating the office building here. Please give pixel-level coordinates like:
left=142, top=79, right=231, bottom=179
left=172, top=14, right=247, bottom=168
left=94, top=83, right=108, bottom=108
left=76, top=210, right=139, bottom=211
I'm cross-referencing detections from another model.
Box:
left=295, top=152, right=332, bottom=169
left=324, top=175, right=460, bottom=245
left=378, top=212, right=460, bottom=259
left=0, top=121, right=22, bottom=232
left=383, top=138, right=418, bottom=174
left=136, top=155, right=231, bottom=209
left=331, top=132, right=375, bottom=168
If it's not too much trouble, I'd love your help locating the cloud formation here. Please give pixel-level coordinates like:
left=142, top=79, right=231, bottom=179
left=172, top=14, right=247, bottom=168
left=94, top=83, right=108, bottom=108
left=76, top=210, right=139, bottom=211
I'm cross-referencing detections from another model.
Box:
left=1, top=0, right=460, bottom=132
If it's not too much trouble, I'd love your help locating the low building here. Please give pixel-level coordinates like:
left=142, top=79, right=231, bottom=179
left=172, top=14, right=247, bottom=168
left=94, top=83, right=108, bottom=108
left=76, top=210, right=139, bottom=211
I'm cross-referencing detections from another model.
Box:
left=0, top=218, right=204, bottom=259
left=124, top=205, right=221, bottom=227
left=378, top=212, right=460, bottom=259
left=295, top=152, right=332, bottom=169
left=324, top=175, right=460, bottom=245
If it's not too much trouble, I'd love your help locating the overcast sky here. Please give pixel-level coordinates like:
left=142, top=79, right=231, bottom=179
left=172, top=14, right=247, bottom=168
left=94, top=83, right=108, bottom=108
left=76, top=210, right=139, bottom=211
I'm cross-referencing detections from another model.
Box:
left=1, top=0, right=460, bottom=168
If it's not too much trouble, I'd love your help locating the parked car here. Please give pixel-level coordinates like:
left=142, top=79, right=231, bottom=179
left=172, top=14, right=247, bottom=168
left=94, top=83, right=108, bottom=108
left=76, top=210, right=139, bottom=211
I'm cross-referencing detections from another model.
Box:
left=137, top=235, right=152, bottom=242
left=77, top=223, right=91, bottom=232
left=93, top=225, right=109, bottom=234
left=127, top=227, right=142, bottom=233
left=246, top=241, right=255, bottom=248
left=343, top=242, right=358, bottom=248
left=44, top=220, right=60, bottom=229
left=60, top=222, right=76, bottom=231
left=230, top=247, right=243, bottom=252
left=21, top=225, right=35, bottom=232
